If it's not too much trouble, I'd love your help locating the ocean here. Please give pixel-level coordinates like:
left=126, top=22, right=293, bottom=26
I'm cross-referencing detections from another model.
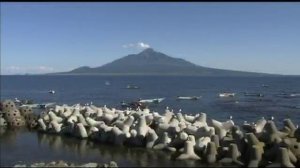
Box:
left=0, top=75, right=299, bottom=166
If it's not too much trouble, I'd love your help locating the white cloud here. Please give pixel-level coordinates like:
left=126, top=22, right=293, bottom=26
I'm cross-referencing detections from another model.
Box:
left=7, top=66, right=21, bottom=71
left=122, top=42, right=151, bottom=49
left=137, top=42, right=150, bottom=49
left=35, top=66, right=54, bottom=71
left=2, top=65, right=55, bottom=75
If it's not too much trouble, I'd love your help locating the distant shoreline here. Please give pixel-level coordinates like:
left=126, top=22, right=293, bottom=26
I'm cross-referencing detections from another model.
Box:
left=1, top=74, right=299, bottom=77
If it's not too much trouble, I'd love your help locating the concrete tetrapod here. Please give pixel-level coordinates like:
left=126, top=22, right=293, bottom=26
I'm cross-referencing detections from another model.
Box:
left=254, top=117, right=267, bottom=134
left=74, top=123, right=88, bottom=139
left=231, top=125, right=246, bottom=154
left=121, top=116, right=134, bottom=138
left=281, top=138, right=300, bottom=161
left=21, top=100, right=299, bottom=166
left=2, top=100, right=17, bottom=111
left=86, top=117, right=104, bottom=127
left=168, top=131, right=188, bottom=149
left=145, top=128, right=158, bottom=149
left=219, top=143, right=244, bottom=166
left=262, top=121, right=286, bottom=144
left=210, top=119, right=228, bottom=140
left=137, top=115, right=150, bottom=138
left=77, top=114, right=88, bottom=126
left=267, top=147, right=295, bottom=168
left=175, top=137, right=201, bottom=160
left=110, top=126, right=126, bottom=145
left=205, top=141, right=218, bottom=164
left=0, top=117, right=7, bottom=127
left=195, top=136, right=211, bottom=153
left=49, top=120, right=63, bottom=134
left=282, top=119, right=297, bottom=137
left=38, top=118, right=47, bottom=131
left=158, top=123, right=180, bottom=138
left=153, top=132, right=176, bottom=152
left=245, top=133, right=265, bottom=164
left=48, top=111, right=63, bottom=123
left=247, top=145, right=264, bottom=167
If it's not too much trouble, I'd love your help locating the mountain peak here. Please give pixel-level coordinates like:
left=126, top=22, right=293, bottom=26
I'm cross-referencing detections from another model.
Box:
left=139, top=48, right=155, bottom=54
left=66, top=48, right=274, bottom=76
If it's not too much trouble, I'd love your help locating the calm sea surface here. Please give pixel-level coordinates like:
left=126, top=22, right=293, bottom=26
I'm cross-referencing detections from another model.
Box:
left=1, top=75, right=299, bottom=166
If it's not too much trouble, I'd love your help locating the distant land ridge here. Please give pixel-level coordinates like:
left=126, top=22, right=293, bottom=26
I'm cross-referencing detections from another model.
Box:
left=55, top=48, right=278, bottom=76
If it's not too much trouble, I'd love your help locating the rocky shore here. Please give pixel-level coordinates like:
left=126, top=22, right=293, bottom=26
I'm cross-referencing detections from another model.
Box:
left=1, top=99, right=300, bottom=167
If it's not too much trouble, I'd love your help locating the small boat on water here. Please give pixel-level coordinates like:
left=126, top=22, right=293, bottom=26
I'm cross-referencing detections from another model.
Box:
left=244, top=92, right=264, bottom=97
left=14, top=98, right=34, bottom=105
left=276, top=92, right=300, bottom=98
left=20, top=102, right=56, bottom=109
left=275, top=92, right=289, bottom=98
left=139, top=98, right=165, bottom=104
left=126, top=85, right=140, bottom=89
left=120, top=101, right=146, bottom=109
left=262, top=84, right=269, bottom=88
left=48, top=90, right=55, bottom=94
left=219, top=93, right=235, bottom=97
left=290, top=93, right=300, bottom=97
left=176, top=96, right=201, bottom=100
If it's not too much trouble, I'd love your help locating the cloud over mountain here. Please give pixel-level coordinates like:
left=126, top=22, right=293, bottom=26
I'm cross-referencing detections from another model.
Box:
left=122, top=42, right=150, bottom=49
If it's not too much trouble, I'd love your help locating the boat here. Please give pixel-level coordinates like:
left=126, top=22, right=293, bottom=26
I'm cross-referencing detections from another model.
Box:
left=20, top=102, right=56, bottom=109
left=275, top=92, right=289, bottom=98
left=262, top=84, right=269, bottom=88
left=139, top=98, right=165, bottom=104
left=219, top=93, right=235, bottom=97
left=244, top=93, right=264, bottom=97
left=176, top=96, right=201, bottom=100
left=276, top=92, right=300, bottom=98
left=19, top=104, right=39, bottom=108
left=126, top=85, right=140, bottom=89
left=48, top=90, right=55, bottom=94
left=120, top=101, right=146, bottom=109
left=290, top=93, right=300, bottom=97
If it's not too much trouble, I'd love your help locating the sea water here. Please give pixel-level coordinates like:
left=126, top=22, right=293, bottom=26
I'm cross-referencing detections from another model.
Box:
left=0, top=75, right=299, bottom=166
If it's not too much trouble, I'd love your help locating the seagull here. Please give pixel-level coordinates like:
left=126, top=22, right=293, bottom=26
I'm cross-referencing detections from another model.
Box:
left=48, top=90, right=55, bottom=94
left=14, top=98, right=21, bottom=103
left=229, top=115, right=233, bottom=120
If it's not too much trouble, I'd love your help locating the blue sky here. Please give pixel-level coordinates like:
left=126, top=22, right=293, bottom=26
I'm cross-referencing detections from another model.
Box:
left=1, top=2, right=300, bottom=75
